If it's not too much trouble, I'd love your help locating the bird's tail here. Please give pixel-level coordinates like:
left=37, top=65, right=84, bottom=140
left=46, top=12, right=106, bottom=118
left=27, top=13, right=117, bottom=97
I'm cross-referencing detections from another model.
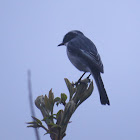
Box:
left=91, top=72, right=110, bottom=105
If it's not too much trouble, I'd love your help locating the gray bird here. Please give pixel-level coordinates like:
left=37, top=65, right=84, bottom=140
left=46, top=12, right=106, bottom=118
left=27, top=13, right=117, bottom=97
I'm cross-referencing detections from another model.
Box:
left=58, top=30, right=110, bottom=105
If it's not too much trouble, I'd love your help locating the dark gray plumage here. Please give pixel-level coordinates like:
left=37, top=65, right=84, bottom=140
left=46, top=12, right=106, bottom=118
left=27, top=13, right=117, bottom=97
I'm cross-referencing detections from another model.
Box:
left=58, top=30, right=110, bottom=105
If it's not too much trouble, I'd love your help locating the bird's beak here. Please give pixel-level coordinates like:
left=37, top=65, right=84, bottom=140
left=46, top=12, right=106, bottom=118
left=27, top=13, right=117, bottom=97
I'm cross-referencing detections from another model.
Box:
left=58, top=42, right=64, bottom=46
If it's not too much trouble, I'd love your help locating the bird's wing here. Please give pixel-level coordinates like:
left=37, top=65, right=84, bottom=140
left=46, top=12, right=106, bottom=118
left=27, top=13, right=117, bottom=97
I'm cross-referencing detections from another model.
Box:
left=68, top=35, right=104, bottom=73
left=80, top=49, right=104, bottom=73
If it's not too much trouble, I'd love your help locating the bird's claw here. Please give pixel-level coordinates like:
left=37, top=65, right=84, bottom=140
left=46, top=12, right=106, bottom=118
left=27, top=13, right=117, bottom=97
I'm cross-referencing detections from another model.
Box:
left=72, top=80, right=80, bottom=86
left=72, top=77, right=91, bottom=87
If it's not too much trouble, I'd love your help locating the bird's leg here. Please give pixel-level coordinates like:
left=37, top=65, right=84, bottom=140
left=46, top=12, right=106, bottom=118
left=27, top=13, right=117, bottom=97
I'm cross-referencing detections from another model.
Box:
left=84, top=73, right=91, bottom=83
left=74, top=72, right=86, bottom=85
left=87, top=74, right=91, bottom=79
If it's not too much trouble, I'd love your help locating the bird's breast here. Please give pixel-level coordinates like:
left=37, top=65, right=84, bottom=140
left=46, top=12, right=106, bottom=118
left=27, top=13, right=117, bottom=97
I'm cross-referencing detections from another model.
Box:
left=66, top=48, right=90, bottom=72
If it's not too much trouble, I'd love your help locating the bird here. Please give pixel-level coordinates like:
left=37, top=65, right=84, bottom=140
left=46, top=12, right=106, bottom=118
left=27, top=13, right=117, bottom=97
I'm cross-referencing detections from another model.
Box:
left=58, top=30, right=110, bottom=105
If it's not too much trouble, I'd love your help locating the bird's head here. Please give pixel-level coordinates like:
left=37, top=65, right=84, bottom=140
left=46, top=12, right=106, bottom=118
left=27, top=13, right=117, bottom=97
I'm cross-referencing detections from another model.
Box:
left=58, top=30, right=84, bottom=46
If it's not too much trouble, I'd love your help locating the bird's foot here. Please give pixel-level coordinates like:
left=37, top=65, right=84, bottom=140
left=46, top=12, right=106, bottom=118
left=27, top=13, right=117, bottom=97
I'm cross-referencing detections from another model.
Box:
left=72, top=77, right=91, bottom=87
left=72, top=80, right=81, bottom=86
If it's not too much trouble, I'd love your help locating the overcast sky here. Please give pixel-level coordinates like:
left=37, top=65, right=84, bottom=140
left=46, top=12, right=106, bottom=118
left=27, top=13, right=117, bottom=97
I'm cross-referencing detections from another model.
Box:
left=0, top=0, right=140, bottom=140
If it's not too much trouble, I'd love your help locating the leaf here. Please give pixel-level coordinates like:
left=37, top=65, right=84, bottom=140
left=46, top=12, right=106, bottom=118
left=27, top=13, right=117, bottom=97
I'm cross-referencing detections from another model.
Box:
left=72, top=82, right=87, bottom=104
left=49, top=114, right=57, bottom=120
left=26, top=121, right=38, bottom=125
left=76, top=82, right=87, bottom=95
left=42, top=116, right=52, bottom=124
left=64, top=78, right=76, bottom=100
left=42, top=116, right=48, bottom=121
left=48, top=89, right=55, bottom=113
left=32, top=116, right=42, bottom=125
left=44, top=95, right=51, bottom=112
left=54, top=97, right=61, bottom=106
left=49, top=89, right=54, bottom=104
left=54, top=97, right=61, bottom=102
left=61, top=93, right=67, bottom=102
left=27, top=124, right=39, bottom=128
left=56, top=110, right=63, bottom=120
left=87, top=81, right=94, bottom=94
left=48, top=123, right=54, bottom=125
left=51, top=124, right=61, bottom=129
left=48, top=123, right=55, bottom=127
left=47, top=122, right=61, bottom=129
left=77, top=81, right=94, bottom=107
left=56, top=110, right=64, bottom=125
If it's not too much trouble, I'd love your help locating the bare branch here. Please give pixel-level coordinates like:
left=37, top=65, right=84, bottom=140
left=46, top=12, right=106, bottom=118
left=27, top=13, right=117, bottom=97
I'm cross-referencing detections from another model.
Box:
left=27, top=70, right=40, bottom=140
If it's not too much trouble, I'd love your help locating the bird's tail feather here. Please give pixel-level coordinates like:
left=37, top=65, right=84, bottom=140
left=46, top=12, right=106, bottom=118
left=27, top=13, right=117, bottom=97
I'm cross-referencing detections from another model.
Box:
left=91, top=72, right=110, bottom=105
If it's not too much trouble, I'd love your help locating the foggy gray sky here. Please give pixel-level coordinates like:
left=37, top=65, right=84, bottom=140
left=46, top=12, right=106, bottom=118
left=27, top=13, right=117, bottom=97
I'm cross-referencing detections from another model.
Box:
left=0, top=0, right=140, bottom=140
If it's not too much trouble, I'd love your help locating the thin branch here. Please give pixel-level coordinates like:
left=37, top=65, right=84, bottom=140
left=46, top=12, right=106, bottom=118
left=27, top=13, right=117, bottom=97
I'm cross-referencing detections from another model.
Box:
left=28, top=70, right=40, bottom=140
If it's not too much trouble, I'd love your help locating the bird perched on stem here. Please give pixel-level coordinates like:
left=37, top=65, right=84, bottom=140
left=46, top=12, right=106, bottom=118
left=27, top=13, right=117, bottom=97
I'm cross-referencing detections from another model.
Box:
left=58, top=30, right=110, bottom=105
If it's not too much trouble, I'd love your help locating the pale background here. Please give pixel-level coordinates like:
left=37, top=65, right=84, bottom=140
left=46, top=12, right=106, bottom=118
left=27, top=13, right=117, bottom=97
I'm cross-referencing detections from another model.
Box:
left=0, top=0, right=140, bottom=140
